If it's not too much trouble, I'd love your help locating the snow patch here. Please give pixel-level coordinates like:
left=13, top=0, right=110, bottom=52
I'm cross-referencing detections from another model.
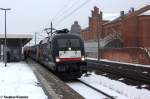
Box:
left=80, top=72, right=150, bottom=99
left=87, top=57, right=150, bottom=68
left=0, top=62, right=47, bottom=99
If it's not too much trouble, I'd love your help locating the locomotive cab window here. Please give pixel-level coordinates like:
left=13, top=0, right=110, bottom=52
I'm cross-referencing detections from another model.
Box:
left=57, top=39, right=80, bottom=50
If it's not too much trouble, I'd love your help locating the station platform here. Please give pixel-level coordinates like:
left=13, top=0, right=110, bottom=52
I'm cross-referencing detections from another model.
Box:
left=0, top=61, right=47, bottom=99
left=0, top=34, right=32, bottom=62
left=0, top=60, right=84, bottom=99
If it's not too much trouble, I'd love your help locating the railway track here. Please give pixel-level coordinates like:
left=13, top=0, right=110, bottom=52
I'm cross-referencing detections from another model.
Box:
left=87, top=60, right=150, bottom=85
left=67, top=80, right=117, bottom=99
left=29, top=59, right=118, bottom=99
left=78, top=80, right=116, bottom=99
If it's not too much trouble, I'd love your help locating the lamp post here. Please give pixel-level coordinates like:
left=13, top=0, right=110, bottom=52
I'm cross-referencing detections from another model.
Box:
left=0, top=8, right=11, bottom=67
left=96, top=17, right=100, bottom=60
left=35, top=32, right=37, bottom=45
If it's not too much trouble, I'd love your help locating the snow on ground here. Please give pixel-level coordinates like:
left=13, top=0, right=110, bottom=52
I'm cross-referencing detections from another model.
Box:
left=0, top=62, right=47, bottom=99
left=87, top=57, right=150, bottom=68
left=80, top=72, right=150, bottom=99
left=67, top=81, right=108, bottom=99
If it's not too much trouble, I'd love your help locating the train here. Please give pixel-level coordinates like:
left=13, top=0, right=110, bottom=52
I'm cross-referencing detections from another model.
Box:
left=23, top=29, right=87, bottom=80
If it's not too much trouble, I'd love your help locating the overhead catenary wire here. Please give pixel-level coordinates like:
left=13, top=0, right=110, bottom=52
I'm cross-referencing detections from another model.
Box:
left=51, top=0, right=71, bottom=21
left=32, top=0, right=91, bottom=45
left=44, top=0, right=76, bottom=29
left=54, top=0, right=91, bottom=27
left=37, top=0, right=88, bottom=35
left=32, top=30, right=47, bottom=45
left=52, top=0, right=80, bottom=22
left=43, top=0, right=81, bottom=30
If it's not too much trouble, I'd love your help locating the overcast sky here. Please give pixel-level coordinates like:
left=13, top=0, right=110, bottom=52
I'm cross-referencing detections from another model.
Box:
left=0, top=0, right=149, bottom=42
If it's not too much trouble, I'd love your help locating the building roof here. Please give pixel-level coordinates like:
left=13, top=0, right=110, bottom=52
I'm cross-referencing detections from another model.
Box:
left=0, top=34, right=33, bottom=46
left=82, top=27, right=89, bottom=31
left=104, top=5, right=150, bottom=26
left=0, top=34, right=32, bottom=39
left=140, top=10, right=150, bottom=15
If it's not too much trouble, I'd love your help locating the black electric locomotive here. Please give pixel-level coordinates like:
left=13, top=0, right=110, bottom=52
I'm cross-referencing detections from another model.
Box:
left=24, top=29, right=87, bottom=79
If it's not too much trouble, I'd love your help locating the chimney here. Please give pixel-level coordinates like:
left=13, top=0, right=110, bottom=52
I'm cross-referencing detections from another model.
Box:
left=100, top=11, right=103, bottom=20
left=94, top=6, right=99, bottom=14
left=128, top=10, right=131, bottom=14
left=89, top=17, right=92, bottom=31
left=92, top=10, right=94, bottom=17
left=120, top=11, right=124, bottom=17
left=131, top=7, right=134, bottom=12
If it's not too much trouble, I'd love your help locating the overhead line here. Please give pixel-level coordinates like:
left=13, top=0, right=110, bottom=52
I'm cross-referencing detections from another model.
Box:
left=55, top=0, right=91, bottom=27
left=34, top=0, right=89, bottom=43
left=52, top=0, right=80, bottom=22
left=51, top=0, right=72, bottom=21
left=38, top=0, right=83, bottom=37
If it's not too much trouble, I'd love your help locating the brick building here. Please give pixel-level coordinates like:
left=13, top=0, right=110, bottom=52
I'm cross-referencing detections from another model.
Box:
left=81, top=5, right=150, bottom=64
left=81, top=7, right=107, bottom=42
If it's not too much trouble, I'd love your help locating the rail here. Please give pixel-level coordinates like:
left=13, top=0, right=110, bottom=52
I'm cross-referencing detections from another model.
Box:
left=87, top=59, right=150, bottom=84
left=78, top=80, right=116, bottom=99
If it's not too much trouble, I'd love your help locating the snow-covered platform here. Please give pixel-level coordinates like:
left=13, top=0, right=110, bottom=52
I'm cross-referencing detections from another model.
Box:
left=0, top=62, right=47, bottom=99
left=27, top=59, right=84, bottom=99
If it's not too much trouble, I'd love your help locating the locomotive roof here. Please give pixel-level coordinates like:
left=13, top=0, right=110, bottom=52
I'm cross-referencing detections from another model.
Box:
left=39, top=33, right=81, bottom=44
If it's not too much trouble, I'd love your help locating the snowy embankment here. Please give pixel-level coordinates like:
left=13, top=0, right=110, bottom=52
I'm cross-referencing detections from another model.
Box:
left=0, top=62, right=47, bottom=99
left=87, top=57, right=150, bottom=68
left=80, top=72, right=150, bottom=99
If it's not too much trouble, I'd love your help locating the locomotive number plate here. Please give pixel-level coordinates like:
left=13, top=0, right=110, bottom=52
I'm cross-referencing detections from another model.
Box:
left=59, top=50, right=81, bottom=58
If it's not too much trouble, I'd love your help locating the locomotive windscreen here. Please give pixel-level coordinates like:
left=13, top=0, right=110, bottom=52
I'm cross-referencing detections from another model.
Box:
left=57, top=38, right=82, bottom=59
left=57, top=39, right=80, bottom=50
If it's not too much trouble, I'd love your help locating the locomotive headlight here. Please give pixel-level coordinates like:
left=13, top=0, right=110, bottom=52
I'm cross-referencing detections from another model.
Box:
left=56, top=57, right=60, bottom=62
left=68, top=47, right=71, bottom=51
left=81, top=56, right=85, bottom=61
